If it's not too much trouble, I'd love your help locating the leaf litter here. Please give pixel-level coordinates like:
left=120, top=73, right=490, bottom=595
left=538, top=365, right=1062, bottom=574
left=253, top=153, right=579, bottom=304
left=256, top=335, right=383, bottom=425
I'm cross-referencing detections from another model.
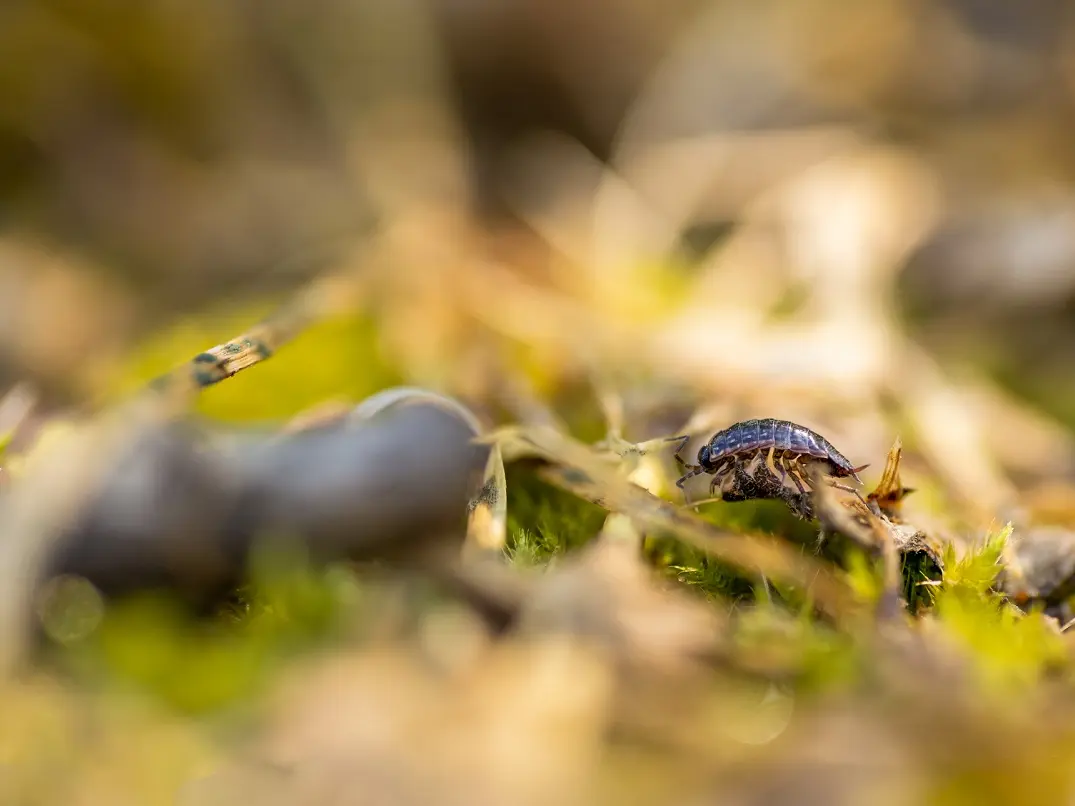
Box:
left=7, top=8, right=1075, bottom=802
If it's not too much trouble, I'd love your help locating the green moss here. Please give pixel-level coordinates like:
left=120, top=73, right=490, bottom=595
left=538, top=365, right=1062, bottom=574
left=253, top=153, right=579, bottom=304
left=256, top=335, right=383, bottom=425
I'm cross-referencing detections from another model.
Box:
left=901, top=548, right=945, bottom=614
left=504, top=464, right=609, bottom=566
left=941, top=524, right=1010, bottom=595
left=933, top=524, right=1068, bottom=692
left=655, top=540, right=758, bottom=602
left=645, top=497, right=821, bottom=602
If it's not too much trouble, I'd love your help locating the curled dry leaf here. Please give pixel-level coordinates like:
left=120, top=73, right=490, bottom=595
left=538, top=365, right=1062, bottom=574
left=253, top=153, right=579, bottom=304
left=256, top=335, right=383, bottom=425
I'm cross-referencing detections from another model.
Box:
left=868, top=437, right=915, bottom=522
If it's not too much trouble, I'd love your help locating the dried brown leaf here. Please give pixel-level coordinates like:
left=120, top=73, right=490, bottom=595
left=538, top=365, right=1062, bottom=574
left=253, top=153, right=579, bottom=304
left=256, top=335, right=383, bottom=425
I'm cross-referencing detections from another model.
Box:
left=867, top=436, right=915, bottom=521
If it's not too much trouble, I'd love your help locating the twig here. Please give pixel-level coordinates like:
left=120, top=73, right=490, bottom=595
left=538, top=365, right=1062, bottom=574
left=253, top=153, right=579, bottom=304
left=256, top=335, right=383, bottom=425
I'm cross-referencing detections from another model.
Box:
left=146, top=269, right=366, bottom=409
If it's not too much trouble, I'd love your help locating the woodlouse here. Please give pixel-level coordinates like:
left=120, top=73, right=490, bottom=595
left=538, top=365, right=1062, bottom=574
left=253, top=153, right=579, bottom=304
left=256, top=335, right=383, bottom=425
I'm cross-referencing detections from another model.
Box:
left=669, top=418, right=868, bottom=500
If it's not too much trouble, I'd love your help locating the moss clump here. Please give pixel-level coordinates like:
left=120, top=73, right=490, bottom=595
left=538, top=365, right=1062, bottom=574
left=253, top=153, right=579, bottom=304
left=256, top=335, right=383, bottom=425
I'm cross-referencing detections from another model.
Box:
left=933, top=525, right=1069, bottom=692
left=504, top=464, right=609, bottom=567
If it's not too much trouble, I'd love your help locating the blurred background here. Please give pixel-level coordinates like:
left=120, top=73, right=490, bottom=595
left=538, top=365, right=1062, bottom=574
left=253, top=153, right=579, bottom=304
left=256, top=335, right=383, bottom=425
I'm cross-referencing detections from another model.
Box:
left=6, top=0, right=1075, bottom=803
left=5, top=0, right=1075, bottom=509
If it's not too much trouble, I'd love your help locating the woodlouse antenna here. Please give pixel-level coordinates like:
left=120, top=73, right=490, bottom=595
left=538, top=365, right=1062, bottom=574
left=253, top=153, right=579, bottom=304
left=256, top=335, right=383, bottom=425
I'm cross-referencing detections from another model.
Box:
left=666, top=435, right=692, bottom=467
left=849, top=463, right=870, bottom=483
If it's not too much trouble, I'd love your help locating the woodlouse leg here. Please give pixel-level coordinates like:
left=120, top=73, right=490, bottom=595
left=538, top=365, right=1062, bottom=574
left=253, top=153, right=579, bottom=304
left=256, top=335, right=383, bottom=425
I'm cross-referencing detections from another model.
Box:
left=764, top=446, right=779, bottom=482
left=784, top=458, right=809, bottom=495
left=709, top=461, right=733, bottom=497
left=796, top=466, right=817, bottom=492
left=779, top=454, right=800, bottom=487
left=679, top=466, right=730, bottom=510
left=766, top=458, right=813, bottom=519
left=775, top=452, right=790, bottom=486
left=788, top=463, right=820, bottom=522
left=677, top=469, right=703, bottom=507
left=827, top=481, right=857, bottom=494
left=667, top=435, right=692, bottom=468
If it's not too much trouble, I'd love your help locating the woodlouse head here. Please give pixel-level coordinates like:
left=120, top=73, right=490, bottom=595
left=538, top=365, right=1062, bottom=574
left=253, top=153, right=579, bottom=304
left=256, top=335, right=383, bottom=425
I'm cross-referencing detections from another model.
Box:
left=697, top=443, right=719, bottom=472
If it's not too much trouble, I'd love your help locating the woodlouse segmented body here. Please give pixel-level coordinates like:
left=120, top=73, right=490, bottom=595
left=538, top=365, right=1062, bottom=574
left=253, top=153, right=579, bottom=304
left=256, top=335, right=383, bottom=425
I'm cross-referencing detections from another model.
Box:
left=669, top=418, right=868, bottom=500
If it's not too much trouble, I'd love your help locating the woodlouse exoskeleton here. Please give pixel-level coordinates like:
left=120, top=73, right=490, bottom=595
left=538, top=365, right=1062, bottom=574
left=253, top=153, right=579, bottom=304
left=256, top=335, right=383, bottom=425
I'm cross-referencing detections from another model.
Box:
left=668, top=418, right=869, bottom=502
